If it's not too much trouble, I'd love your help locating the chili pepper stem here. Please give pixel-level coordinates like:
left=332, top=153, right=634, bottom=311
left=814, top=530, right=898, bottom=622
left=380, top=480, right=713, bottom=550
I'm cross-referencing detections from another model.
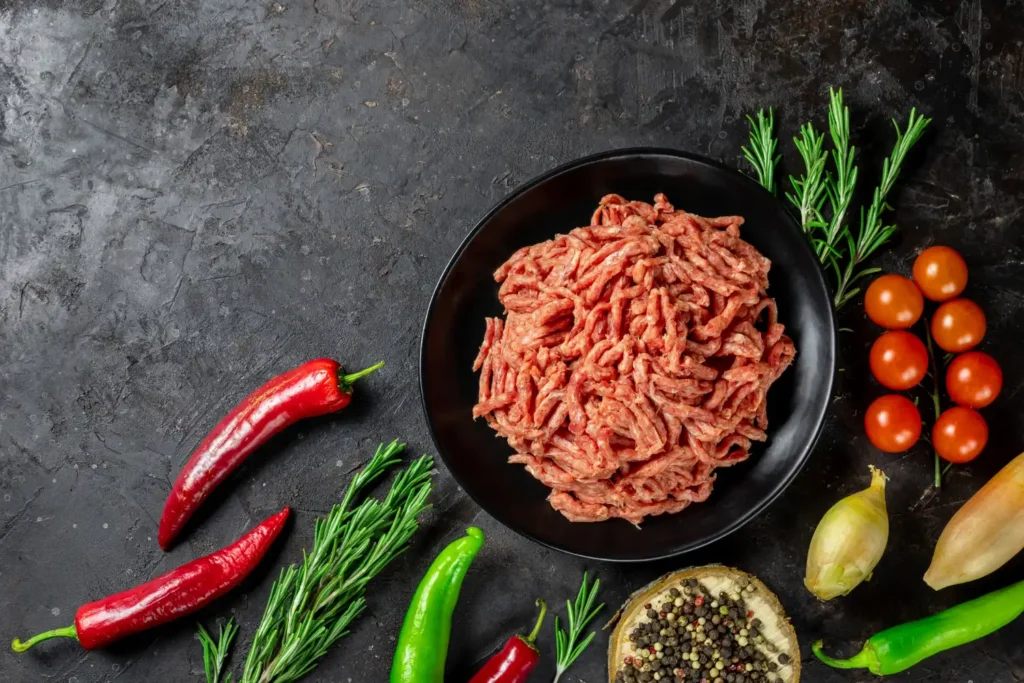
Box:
left=812, top=640, right=879, bottom=672
left=11, top=625, right=78, bottom=652
left=525, top=599, right=548, bottom=645
left=339, top=361, right=385, bottom=390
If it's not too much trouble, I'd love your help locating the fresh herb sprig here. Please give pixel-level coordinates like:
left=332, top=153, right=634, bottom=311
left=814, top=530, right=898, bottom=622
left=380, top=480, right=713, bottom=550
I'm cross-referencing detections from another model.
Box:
left=195, top=442, right=434, bottom=683
left=742, top=88, right=931, bottom=309
left=832, top=107, right=931, bottom=307
left=553, top=572, right=605, bottom=683
left=786, top=121, right=829, bottom=239
left=199, top=619, right=239, bottom=683
left=741, top=108, right=780, bottom=195
left=820, top=87, right=859, bottom=269
left=241, top=443, right=433, bottom=683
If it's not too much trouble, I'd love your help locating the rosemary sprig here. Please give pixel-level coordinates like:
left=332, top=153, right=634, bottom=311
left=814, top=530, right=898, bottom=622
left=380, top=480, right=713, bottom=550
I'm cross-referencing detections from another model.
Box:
left=820, top=87, right=859, bottom=268
left=741, top=108, right=780, bottom=195
left=553, top=572, right=605, bottom=683
left=832, top=108, right=931, bottom=308
left=786, top=121, right=830, bottom=239
left=236, top=441, right=433, bottom=683
left=199, top=619, right=239, bottom=683
left=742, top=89, right=930, bottom=310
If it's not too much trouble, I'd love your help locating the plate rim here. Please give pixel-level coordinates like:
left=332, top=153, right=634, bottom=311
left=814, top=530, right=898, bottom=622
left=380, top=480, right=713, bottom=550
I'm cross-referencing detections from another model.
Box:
left=419, top=146, right=837, bottom=562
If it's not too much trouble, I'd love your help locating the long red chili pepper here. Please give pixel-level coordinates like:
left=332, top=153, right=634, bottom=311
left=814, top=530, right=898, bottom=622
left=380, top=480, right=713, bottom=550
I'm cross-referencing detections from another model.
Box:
left=469, top=599, right=547, bottom=683
left=158, top=358, right=382, bottom=550
left=12, top=507, right=289, bottom=652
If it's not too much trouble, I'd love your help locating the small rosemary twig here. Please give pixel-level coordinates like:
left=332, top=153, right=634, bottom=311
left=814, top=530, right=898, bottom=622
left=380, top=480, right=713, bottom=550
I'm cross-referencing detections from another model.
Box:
left=786, top=121, right=830, bottom=239
left=742, top=108, right=780, bottom=195
left=198, top=619, right=239, bottom=683
left=833, top=108, right=931, bottom=308
left=820, top=87, right=859, bottom=270
left=553, top=572, right=605, bottom=683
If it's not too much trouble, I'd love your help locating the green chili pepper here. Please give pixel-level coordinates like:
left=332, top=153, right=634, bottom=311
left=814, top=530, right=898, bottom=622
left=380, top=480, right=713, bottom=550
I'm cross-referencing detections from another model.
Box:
left=390, top=526, right=485, bottom=683
left=813, top=578, right=1024, bottom=675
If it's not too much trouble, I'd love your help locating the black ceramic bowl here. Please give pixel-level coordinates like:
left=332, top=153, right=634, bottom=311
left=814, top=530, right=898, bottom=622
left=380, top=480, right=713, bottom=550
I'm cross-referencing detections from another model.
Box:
left=420, top=148, right=836, bottom=561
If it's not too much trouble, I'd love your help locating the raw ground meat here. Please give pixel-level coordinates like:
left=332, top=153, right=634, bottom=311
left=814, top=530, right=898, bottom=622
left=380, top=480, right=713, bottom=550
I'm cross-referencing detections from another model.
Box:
left=472, top=193, right=796, bottom=524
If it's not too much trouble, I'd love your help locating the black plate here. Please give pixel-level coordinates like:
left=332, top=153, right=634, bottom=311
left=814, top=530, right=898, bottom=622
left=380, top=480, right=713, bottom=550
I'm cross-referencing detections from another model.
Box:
left=420, top=148, right=836, bottom=562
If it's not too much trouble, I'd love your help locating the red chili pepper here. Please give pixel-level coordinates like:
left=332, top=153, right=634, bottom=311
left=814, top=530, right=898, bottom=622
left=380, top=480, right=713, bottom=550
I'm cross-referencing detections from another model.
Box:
left=468, top=599, right=547, bottom=683
left=12, top=507, right=289, bottom=652
left=158, top=358, right=382, bottom=549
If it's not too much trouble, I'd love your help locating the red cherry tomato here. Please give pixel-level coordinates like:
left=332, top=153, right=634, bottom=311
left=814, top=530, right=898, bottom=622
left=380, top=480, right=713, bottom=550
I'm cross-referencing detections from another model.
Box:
left=865, top=394, right=922, bottom=453
left=946, top=351, right=1003, bottom=408
left=869, top=331, right=928, bottom=390
left=931, top=298, right=986, bottom=352
left=864, top=274, right=924, bottom=329
left=912, top=246, right=968, bottom=301
left=932, top=406, right=988, bottom=463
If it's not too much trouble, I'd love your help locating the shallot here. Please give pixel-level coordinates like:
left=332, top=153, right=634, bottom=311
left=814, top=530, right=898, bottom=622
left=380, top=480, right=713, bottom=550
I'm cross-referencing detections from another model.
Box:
left=924, top=452, right=1024, bottom=590
left=805, top=466, right=889, bottom=600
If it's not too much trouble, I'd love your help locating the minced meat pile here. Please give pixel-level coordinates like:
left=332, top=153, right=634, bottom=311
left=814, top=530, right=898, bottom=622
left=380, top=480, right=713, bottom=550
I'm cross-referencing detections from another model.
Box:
left=472, top=193, right=796, bottom=524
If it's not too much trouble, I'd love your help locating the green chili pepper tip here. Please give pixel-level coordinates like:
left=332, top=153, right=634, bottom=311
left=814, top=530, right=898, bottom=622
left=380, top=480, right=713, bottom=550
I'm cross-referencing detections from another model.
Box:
left=812, top=639, right=883, bottom=674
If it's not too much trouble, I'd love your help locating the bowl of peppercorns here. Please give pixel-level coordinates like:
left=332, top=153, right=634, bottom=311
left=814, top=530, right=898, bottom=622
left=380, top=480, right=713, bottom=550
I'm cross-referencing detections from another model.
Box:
left=608, top=566, right=799, bottom=683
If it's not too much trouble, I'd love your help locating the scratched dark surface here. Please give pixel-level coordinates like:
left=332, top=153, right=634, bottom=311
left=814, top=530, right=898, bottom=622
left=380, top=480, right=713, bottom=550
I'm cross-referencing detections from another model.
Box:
left=2, top=0, right=1024, bottom=681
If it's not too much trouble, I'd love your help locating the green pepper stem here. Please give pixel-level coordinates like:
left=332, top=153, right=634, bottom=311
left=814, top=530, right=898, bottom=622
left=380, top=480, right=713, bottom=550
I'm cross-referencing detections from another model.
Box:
left=525, top=599, right=548, bottom=645
left=812, top=639, right=879, bottom=671
left=11, top=625, right=78, bottom=652
left=339, top=361, right=385, bottom=390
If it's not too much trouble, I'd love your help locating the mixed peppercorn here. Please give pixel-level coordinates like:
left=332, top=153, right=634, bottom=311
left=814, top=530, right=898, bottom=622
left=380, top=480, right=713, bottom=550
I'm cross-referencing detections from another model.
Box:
left=614, top=578, right=793, bottom=683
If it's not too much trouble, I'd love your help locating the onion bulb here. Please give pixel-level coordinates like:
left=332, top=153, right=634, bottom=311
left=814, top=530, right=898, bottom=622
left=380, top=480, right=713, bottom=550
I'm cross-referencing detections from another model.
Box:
left=805, top=466, right=889, bottom=600
left=924, top=452, right=1024, bottom=590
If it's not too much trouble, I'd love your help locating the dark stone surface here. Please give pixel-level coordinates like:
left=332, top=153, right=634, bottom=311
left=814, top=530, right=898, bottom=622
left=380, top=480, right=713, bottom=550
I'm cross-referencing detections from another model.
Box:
left=2, top=0, right=1023, bottom=681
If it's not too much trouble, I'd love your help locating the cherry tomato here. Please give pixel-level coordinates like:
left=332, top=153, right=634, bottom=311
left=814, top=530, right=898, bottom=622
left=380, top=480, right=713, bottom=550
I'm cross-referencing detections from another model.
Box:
left=864, top=394, right=922, bottom=453
left=864, top=274, right=924, bottom=329
left=912, top=246, right=968, bottom=301
left=946, top=351, right=1003, bottom=408
left=931, top=298, right=986, bottom=352
left=932, top=406, right=988, bottom=463
left=869, top=331, right=928, bottom=390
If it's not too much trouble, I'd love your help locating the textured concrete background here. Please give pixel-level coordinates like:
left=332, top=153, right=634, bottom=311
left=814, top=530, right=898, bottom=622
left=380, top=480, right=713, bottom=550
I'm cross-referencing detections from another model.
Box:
left=2, top=0, right=1023, bottom=681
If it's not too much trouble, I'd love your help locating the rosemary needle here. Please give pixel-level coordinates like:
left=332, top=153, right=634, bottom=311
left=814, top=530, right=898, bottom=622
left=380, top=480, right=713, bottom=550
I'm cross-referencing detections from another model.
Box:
left=553, top=572, right=605, bottom=683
